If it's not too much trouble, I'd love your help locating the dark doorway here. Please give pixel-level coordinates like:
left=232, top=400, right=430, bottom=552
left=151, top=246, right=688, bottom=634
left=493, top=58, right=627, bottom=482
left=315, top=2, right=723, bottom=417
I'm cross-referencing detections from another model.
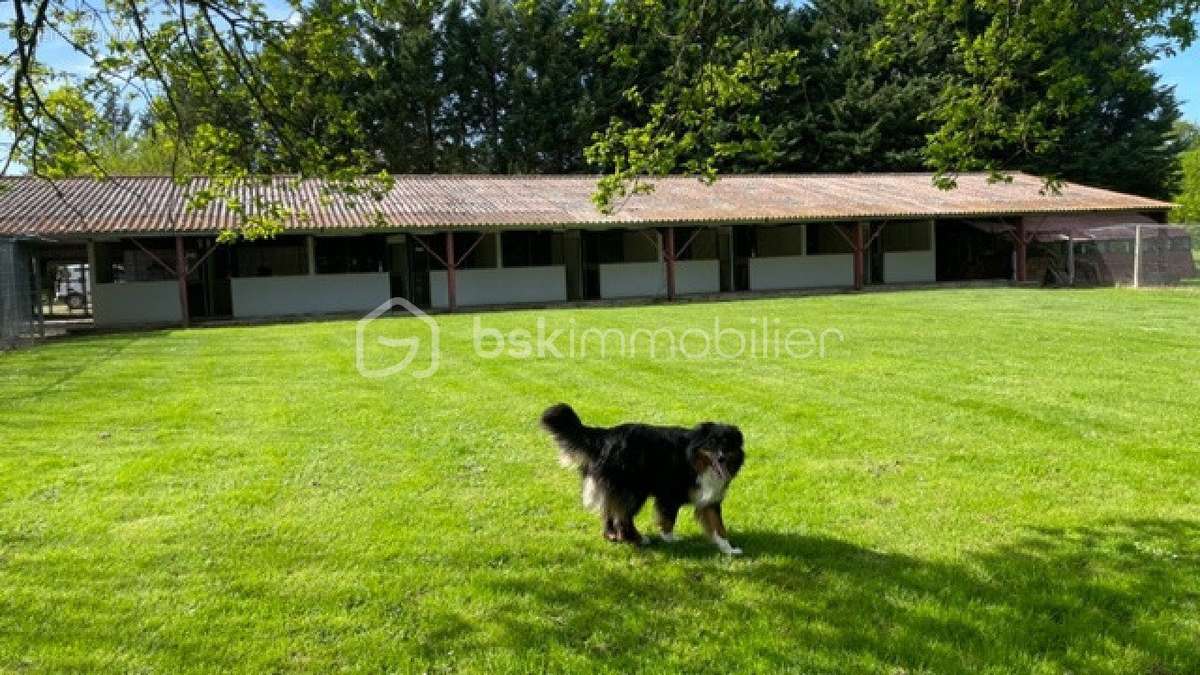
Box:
left=563, top=231, right=584, bottom=301
left=406, top=234, right=433, bottom=308
left=388, top=237, right=410, bottom=302
left=188, top=238, right=233, bottom=319
left=718, top=227, right=733, bottom=292
left=866, top=223, right=885, bottom=285
left=731, top=226, right=753, bottom=292
left=580, top=231, right=603, bottom=300
left=935, top=220, right=1013, bottom=281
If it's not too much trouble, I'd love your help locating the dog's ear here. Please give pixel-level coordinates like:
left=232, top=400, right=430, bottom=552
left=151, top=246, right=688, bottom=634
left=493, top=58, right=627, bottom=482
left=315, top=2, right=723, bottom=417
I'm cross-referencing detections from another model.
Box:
left=686, top=422, right=717, bottom=460
left=686, top=422, right=720, bottom=470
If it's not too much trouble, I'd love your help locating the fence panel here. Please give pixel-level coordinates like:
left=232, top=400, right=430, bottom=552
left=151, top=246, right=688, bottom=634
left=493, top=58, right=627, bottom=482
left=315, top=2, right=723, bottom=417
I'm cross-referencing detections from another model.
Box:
left=0, top=238, right=40, bottom=349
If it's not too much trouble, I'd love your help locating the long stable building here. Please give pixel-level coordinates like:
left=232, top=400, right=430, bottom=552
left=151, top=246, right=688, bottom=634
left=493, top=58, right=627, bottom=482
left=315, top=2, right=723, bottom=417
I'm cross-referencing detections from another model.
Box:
left=0, top=173, right=1178, bottom=327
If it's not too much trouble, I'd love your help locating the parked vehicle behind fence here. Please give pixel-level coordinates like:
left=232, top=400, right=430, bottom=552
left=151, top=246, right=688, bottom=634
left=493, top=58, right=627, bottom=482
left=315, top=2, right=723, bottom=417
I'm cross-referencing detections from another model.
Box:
left=55, top=264, right=90, bottom=310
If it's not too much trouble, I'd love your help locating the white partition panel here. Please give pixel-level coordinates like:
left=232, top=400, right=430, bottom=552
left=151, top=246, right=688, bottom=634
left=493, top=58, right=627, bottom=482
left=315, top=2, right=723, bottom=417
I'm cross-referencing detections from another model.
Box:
left=94, top=281, right=182, bottom=326
left=430, top=266, right=567, bottom=308
left=884, top=251, right=936, bottom=283
left=597, top=260, right=721, bottom=299
left=599, top=262, right=664, bottom=299
left=231, top=273, right=390, bottom=318
left=748, top=255, right=853, bottom=290
left=675, top=259, right=721, bottom=295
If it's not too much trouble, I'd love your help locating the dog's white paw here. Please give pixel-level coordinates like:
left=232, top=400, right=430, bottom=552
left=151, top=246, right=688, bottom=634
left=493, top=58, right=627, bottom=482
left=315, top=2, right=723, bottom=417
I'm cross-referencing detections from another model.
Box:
left=661, top=532, right=679, bottom=543
left=712, top=535, right=742, bottom=556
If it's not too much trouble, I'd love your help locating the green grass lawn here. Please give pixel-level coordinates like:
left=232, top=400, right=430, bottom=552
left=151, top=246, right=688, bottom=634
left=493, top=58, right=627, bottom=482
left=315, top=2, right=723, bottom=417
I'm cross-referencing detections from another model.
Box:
left=3, top=288, right=1200, bottom=673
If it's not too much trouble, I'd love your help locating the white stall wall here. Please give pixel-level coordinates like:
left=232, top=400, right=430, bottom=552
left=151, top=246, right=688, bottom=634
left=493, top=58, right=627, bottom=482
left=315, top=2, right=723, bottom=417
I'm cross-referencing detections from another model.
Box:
left=748, top=255, right=853, bottom=290
left=884, top=251, right=936, bottom=283
left=599, top=261, right=663, bottom=299
left=675, top=260, right=721, bottom=295
left=596, top=260, right=720, bottom=299
left=430, top=266, right=567, bottom=308
left=93, top=281, right=182, bottom=326
left=231, top=273, right=390, bottom=318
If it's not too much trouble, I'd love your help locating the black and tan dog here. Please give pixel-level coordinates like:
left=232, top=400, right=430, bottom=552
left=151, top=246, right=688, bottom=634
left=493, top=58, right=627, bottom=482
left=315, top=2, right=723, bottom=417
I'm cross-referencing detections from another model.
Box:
left=540, top=403, right=745, bottom=555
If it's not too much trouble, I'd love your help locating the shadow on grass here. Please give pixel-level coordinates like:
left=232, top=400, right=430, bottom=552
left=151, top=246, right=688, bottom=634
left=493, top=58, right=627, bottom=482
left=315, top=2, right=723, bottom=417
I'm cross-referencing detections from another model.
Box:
left=1, top=333, right=144, bottom=402
left=455, top=519, right=1200, bottom=672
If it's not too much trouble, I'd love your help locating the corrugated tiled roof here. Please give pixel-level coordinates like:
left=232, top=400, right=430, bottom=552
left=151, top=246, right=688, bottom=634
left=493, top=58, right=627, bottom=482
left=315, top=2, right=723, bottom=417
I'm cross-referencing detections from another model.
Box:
left=0, top=172, right=1174, bottom=237
left=969, top=212, right=1189, bottom=241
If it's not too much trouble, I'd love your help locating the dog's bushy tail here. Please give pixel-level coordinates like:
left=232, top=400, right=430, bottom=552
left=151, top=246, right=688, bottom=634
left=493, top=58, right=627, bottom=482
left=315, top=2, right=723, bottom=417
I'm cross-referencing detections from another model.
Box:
left=540, top=403, right=596, bottom=467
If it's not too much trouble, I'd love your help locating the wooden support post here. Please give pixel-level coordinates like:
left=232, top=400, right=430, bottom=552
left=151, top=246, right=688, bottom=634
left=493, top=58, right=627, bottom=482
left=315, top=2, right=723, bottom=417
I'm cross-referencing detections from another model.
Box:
left=85, top=240, right=98, bottom=317
left=852, top=222, right=865, bottom=291
left=1132, top=224, right=1142, bottom=288
left=664, top=226, right=677, bottom=300
left=445, top=231, right=457, bottom=312
left=30, top=250, right=44, bottom=337
left=175, top=235, right=190, bottom=328
left=1014, top=219, right=1028, bottom=282
left=1066, top=234, right=1075, bottom=286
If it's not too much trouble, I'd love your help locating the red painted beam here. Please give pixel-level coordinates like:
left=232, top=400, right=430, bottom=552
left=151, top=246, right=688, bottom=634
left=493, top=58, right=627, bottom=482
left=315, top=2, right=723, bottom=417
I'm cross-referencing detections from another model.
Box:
left=175, top=235, right=190, bottom=328
left=1014, top=218, right=1028, bottom=282
left=852, top=222, right=865, bottom=291
left=664, top=227, right=677, bottom=300
left=445, top=232, right=457, bottom=312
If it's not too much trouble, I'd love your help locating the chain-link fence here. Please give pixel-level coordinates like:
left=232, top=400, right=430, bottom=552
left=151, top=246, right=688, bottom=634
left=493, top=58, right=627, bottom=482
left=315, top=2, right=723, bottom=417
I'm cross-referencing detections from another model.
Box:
left=0, top=237, right=42, bottom=349
left=1028, top=223, right=1197, bottom=287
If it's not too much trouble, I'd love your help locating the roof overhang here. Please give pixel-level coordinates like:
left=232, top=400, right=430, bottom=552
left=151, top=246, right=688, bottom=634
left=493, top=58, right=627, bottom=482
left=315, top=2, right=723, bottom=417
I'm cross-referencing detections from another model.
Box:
left=0, top=172, right=1175, bottom=238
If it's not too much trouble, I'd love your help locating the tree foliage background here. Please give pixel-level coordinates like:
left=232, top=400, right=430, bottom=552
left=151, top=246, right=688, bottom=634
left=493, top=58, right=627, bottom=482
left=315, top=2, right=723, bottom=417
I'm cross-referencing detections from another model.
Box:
left=2, top=0, right=1196, bottom=233
left=1172, top=121, right=1200, bottom=245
